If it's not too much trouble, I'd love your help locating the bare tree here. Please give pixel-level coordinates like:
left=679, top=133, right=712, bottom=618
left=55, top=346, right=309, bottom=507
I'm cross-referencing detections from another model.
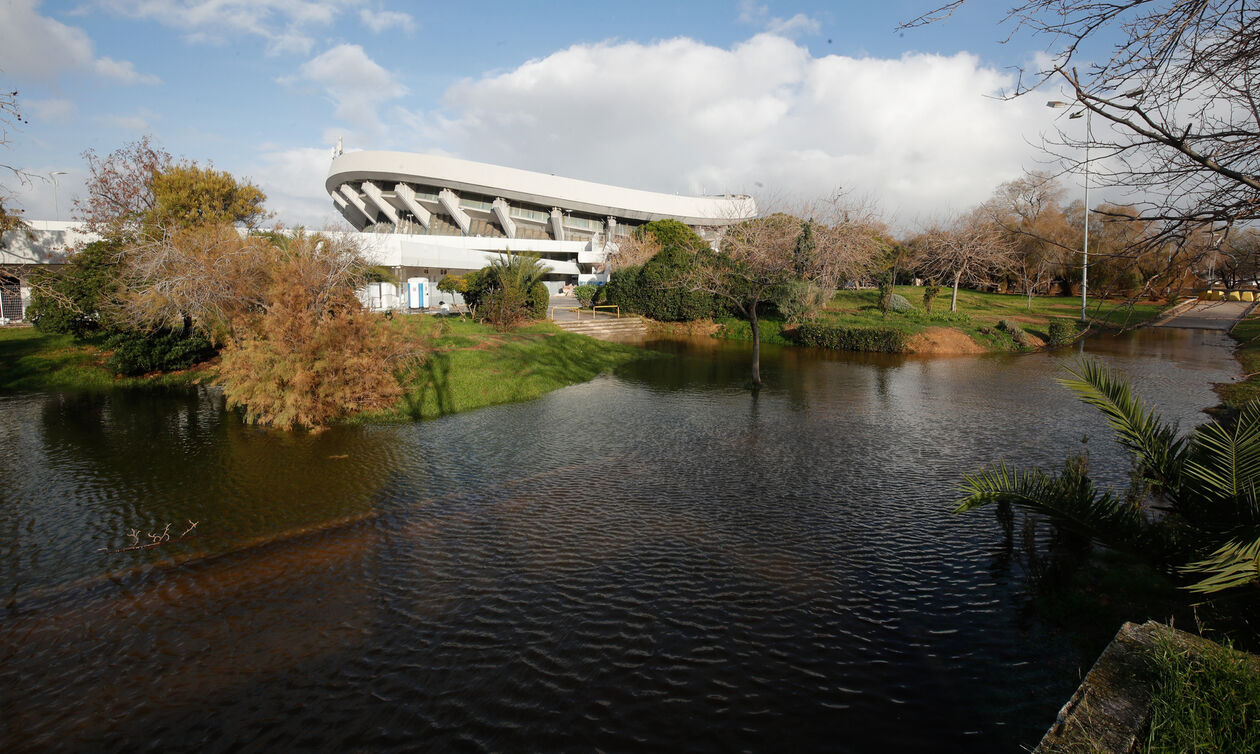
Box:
left=913, top=209, right=1016, bottom=312
left=74, top=135, right=171, bottom=241
left=604, top=230, right=662, bottom=273
left=688, top=198, right=884, bottom=386
left=1, top=86, right=33, bottom=236
left=903, top=1, right=1259, bottom=242
left=987, top=172, right=1074, bottom=307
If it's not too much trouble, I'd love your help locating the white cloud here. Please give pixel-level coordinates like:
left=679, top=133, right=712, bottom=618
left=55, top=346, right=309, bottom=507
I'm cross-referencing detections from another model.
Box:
left=250, top=146, right=352, bottom=228
left=93, top=57, right=161, bottom=84
left=737, top=0, right=819, bottom=38
left=7, top=165, right=83, bottom=221
left=25, top=98, right=78, bottom=123
left=292, top=44, right=407, bottom=138
left=94, top=0, right=345, bottom=56
left=405, top=33, right=1048, bottom=228
left=0, top=0, right=154, bottom=84
left=93, top=109, right=154, bottom=131
left=360, top=8, right=416, bottom=34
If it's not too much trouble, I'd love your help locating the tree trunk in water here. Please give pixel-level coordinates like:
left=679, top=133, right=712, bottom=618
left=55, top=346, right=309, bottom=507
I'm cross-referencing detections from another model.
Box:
left=951, top=272, right=961, bottom=312
left=749, top=306, right=762, bottom=387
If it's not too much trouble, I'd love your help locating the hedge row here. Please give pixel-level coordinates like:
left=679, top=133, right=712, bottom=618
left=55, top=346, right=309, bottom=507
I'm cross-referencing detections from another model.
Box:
left=791, top=323, right=909, bottom=353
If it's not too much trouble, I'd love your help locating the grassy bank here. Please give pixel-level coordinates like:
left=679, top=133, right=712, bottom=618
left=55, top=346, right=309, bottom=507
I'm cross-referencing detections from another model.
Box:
left=356, top=317, right=652, bottom=422
left=0, top=327, right=213, bottom=392
left=1, top=319, right=653, bottom=422
left=1217, top=314, right=1260, bottom=409
left=1142, top=634, right=1260, bottom=752
left=711, top=286, right=1168, bottom=354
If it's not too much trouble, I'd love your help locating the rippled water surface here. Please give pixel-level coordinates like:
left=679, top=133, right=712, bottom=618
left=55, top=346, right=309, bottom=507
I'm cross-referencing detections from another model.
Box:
left=0, top=328, right=1240, bottom=752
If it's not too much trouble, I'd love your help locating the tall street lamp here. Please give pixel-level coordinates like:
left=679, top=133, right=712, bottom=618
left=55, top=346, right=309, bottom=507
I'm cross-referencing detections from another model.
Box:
left=1047, top=100, right=1091, bottom=321
left=49, top=170, right=68, bottom=221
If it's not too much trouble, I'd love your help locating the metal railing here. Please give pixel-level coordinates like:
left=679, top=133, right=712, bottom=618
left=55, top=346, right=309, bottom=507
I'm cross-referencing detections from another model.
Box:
left=549, top=305, right=621, bottom=320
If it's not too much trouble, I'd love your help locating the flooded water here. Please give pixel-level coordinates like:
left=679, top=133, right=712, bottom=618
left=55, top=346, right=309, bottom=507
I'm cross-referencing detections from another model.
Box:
left=0, top=328, right=1240, bottom=752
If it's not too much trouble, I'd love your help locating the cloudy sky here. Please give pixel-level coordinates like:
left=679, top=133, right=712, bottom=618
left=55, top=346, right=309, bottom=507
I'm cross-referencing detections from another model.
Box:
left=0, top=0, right=1093, bottom=232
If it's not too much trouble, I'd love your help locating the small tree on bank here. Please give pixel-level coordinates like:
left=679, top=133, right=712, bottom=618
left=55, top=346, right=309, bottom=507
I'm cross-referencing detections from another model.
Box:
left=217, top=234, right=411, bottom=429
left=913, top=210, right=1016, bottom=312
left=689, top=204, right=883, bottom=386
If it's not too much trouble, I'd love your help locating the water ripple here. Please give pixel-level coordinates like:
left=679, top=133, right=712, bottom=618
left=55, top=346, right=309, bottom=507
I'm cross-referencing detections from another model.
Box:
left=0, top=328, right=1241, bottom=752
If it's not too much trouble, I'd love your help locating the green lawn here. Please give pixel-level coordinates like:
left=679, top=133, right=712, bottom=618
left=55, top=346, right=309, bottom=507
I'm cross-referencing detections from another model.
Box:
left=715, top=286, right=1168, bottom=353
left=0, top=327, right=213, bottom=392
left=356, top=317, right=654, bottom=422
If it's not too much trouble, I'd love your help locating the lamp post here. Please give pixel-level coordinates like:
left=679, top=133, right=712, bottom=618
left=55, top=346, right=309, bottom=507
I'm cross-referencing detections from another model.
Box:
left=49, top=171, right=68, bottom=221
left=1047, top=101, right=1091, bottom=321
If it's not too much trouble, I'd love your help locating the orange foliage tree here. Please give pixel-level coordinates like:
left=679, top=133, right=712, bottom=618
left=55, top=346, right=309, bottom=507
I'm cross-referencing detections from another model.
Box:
left=215, top=233, right=416, bottom=430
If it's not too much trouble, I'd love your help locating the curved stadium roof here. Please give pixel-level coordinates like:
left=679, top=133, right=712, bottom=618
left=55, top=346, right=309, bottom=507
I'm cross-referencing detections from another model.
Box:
left=327, top=151, right=757, bottom=232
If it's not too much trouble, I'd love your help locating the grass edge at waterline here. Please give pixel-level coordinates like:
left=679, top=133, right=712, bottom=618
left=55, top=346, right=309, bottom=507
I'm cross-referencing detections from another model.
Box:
left=0, top=320, right=658, bottom=424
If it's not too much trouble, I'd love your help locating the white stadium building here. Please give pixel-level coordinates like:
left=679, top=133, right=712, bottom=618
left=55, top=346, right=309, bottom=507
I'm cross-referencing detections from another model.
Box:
left=0, top=150, right=757, bottom=320
left=327, top=149, right=756, bottom=306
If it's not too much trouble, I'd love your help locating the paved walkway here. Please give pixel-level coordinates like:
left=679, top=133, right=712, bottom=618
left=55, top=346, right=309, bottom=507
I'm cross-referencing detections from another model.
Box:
left=1154, top=300, right=1252, bottom=330
left=549, top=295, right=581, bottom=321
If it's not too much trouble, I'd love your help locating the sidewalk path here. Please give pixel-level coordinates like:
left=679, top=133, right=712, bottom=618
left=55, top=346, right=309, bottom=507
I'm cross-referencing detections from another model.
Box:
left=1154, top=300, right=1252, bottom=330
left=549, top=295, right=580, bottom=321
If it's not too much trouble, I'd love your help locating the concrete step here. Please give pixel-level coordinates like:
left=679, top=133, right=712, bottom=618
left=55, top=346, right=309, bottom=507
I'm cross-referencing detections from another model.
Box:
left=553, top=316, right=647, bottom=340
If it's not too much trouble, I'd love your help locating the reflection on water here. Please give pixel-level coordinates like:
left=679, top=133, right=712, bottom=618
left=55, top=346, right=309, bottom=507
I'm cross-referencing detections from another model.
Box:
left=0, top=328, right=1241, bottom=752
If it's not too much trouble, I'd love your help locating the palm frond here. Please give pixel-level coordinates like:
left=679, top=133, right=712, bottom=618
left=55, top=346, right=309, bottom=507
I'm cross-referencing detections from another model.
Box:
left=1183, top=402, right=1260, bottom=516
left=1058, top=360, right=1186, bottom=488
left=1181, top=529, right=1260, bottom=594
left=956, top=461, right=1142, bottom=549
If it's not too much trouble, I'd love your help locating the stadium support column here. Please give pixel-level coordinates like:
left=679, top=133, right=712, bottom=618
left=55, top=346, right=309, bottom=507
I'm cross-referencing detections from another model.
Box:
left=438, top=189, right=471, bottom=235
left=492, top=198, right=516, bottom=239
left=361, top=181, right=401, bottom=226
left=338, top=185, right=377, bottom=225
left=394, top=184, right=432, bottom=230
left=330, top=192, right=359, bottom=227
left=550, top=208, right=565, bottom=241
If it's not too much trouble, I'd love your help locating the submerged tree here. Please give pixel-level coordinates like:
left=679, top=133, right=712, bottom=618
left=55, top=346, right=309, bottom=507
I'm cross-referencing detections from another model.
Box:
left=690, top=201, right=883, bottom=386
left=217, top=233, right=415, bottom=429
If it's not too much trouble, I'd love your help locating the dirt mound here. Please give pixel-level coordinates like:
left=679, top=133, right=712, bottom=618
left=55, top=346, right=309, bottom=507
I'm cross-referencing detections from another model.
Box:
left=906, top=327, right=986, bottom=355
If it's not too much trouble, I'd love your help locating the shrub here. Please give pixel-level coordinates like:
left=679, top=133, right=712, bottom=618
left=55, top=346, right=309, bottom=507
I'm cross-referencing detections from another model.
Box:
left=877, top=271, right=895, bottom=315
left=605, top=265, right=643, bottom=315
left=574, top=284, right=597, bottom=308
left=775, top=280, right=832, bottom=322
left=998, top=318, right=1033, bottom=348
left=922, top=279, right=942, bottom=313
left=887, top=293, right=913, bottom=313
left=26, top=240, right=124, bottom=338
left=104, top=328, right=217, bottom=376
left=1047, top=318, right=1082, bottom=346
left=606, top=246, right=719, bottom=322
left=792, top=323, right=908, bottom=353
left=527, top=281, right=549, bottom=320
left=633, top=218, right=709, bottom=254
left=459, top=254, right=551, bottom=329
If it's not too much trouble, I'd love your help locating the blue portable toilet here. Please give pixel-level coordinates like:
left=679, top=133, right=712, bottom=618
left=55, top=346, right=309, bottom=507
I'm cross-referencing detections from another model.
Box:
left=406, top=277, right=430, bottom=309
